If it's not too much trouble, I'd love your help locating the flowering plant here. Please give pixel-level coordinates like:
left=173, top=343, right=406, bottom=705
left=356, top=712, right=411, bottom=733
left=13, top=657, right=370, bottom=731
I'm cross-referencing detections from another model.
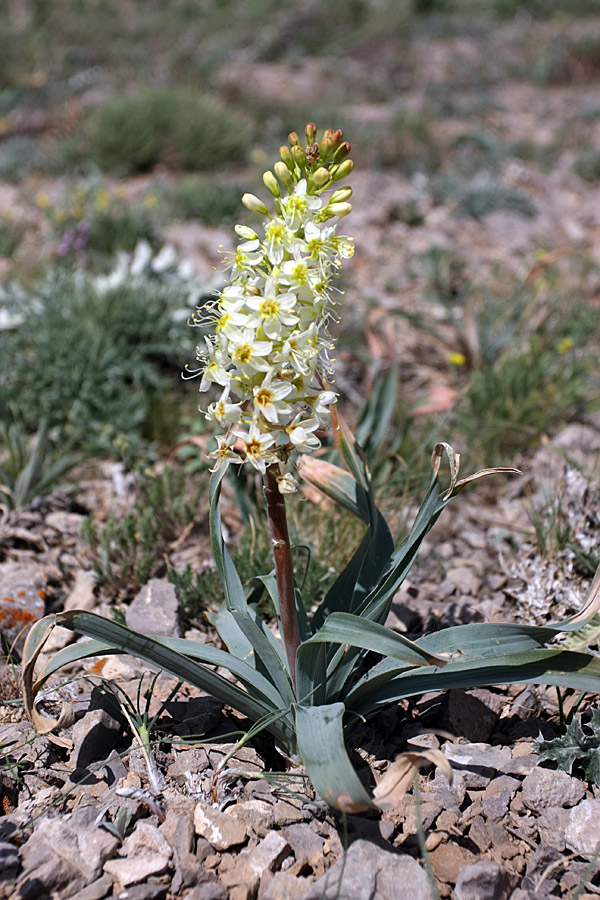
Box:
left=24, top=125, right=600, bottom=812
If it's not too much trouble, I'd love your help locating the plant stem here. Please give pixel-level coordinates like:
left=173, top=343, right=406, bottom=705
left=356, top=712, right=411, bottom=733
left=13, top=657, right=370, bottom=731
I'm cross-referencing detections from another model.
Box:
left=264, top=463, right=300, bottom=692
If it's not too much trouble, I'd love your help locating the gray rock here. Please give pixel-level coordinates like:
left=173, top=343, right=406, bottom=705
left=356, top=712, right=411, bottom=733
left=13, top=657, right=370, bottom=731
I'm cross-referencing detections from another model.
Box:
left=522, top=767, right=586, bottom=814
left=63, top=569, right=97, bottom=611
left=263, top=872, right=311, bottom=899
left=75, top=873, right=113, bottom=900
left=220, top=831, right=291, bottom=890
left=566, top=798, right=600, bottom=858
left=305, top=839, right=432, bottom=900
left=194, top=802, right=248, bottom=850
left=0, top=839, right=19, bottom=896
left=536, top=806, right=570, bottom=851
left=444, top=742, right=511, bottom=787
left=185, top=885, right=228, bottom=900
left=17, top=816, right=118, bottom=899
left=71, top=687, right=125, bottom=768
left=114, top=881, right=168, bottom=900
left=283, top=823, right=324, bottom=875
left=481, top=791, right=510, bottom=822
left=447, top=690, right=500, bottom=742
left=454, top=861, right=519, bottom=900
left=104, top=854, right=171, bottom=890
left=126, top=578, right=184, bottom=637
left=0, top=561, right=47, bottom=651
left=483, top=776, right=521, bottom=798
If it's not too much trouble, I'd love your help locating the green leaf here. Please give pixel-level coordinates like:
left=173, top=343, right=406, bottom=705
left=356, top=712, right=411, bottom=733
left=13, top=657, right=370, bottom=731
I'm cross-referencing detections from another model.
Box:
left=417, top=622, right=556, bottom=658
left=295, top=640, right=327, bottom=707
left=209, top=463, right=246, bottom=610
left=536, top=717, right=592, bottom=776
left=294, top=703, right=374, bottom=813
left=306, top=612, right=447, bottom=668
left=535, top=707, right=600, bottom=785
left=48, top=611, right=296, bottom=749
left=345, top=648, right=600, bottom=717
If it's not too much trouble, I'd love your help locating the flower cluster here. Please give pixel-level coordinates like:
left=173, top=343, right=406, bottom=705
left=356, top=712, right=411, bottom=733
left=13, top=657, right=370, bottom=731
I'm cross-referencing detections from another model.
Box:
left=187, top=125, right=354, bottom=489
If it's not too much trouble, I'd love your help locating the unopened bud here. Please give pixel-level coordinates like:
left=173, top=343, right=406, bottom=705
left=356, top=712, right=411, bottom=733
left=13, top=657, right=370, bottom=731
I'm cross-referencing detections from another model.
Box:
left=288, top=131, right=301, bottom=148
left=277, top=472, right=298, bottom=494
left=292, top=144, right=306, bottom=170
left=326, top=201, right=352, bottom=218
left=263, top=170, right=280, bottom=197
left=305, top=122, right=317, bottom=143
left=330, top=186, right=352, bottom=203
left=241, top=193, right=268, bottom=215
left=274, top=160, right=292, bottom=185
left=330, top=129, right=343, bottom=150
left=280, top=145, right=294, bottom=170
left=331, top=159, right=354, bottom=180
left=234, top=225, right=258, bottom=241
left=245, top=284, right=261, bottom=295
left=312, top=167, right=330, bottom=187
left=332, top=141, right=351, bottom=164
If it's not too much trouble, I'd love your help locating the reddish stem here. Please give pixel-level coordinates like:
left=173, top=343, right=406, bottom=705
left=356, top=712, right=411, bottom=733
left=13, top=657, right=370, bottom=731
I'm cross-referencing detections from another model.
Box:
left=264, top=464, right=300, bottom=692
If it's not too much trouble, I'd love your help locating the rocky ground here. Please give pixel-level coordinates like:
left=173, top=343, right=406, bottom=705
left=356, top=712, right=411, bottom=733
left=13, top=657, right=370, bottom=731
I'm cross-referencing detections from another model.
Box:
left=3, top=6, right=600, bottom=899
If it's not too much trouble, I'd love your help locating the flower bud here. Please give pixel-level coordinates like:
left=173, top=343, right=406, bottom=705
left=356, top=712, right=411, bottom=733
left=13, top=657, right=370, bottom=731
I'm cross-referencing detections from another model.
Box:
left=305, top=122, right=317, bottom=143
left=234, top=225, right=258, bottom=241
left=280, top=145, right=294, bottom=170
left=330, top=129, right=343, bottom=150
left=274, top=160, right=292, bottom=186
left=288, top=131, right=301, bottom=148
left=331, top=159, right=354, bottom=181
left=292, top=144, right=306, bottom=170
left=263, top=170, right=280, bottom=197
left=241, top=193, right=268, bottom=215
left=326, top=202, right=352, bottom=218
left=332, top=141, right=351, bottom=165
left=312, top=167, right=330, bottom=187
left=330, top=186, right=352, bottom=203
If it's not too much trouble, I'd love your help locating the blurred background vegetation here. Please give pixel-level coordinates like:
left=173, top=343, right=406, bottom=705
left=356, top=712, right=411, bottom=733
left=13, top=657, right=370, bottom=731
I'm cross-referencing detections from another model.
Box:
left=1, top=0, right=599, bottom=610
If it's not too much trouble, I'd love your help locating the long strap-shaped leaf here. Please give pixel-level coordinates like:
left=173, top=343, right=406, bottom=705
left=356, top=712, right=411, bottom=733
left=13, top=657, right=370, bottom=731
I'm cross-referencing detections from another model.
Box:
left=209, top=463, right=246, bottom=611
left=23, top=612, right=295, bottom=750
left=345, top=648, right=600, bottom=717
left=295, top=703, right=374, bottom=813
left=303, top=612, right=448, bottom=668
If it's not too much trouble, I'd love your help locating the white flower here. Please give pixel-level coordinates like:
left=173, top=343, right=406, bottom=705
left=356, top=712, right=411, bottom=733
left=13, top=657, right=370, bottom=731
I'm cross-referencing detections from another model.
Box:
left=235, top=423, right=277, bottom=474
left=245, top=279, right=299, bottom=339
left=276, top=472, right=298, bottom=494
left=205, top=386, right=243, bottom=426
left=208, top=433, right=244, bottom=471
left=252, top=372, right=294, bottom=424
left=286, top=414, right=321, bottom=452
left=229, top=330, right=273, bottom=377
left=280, top=179, right=321, bottom=232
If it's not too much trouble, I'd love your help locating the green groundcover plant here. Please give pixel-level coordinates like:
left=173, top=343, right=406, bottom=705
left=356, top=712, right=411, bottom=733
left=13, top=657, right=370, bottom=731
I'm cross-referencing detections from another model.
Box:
left=23, top=125, right=600, bottom=813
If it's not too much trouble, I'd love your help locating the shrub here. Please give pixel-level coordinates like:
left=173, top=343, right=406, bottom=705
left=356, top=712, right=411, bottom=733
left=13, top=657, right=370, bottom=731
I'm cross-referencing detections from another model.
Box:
left=0, top=272, right=189, bottom=451
left=85, top=89, right=251, bottom=175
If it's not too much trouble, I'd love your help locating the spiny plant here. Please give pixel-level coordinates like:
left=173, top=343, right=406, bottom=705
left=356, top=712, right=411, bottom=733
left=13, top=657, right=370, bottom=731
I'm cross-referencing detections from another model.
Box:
left=24, top=124, right=600, bottom=813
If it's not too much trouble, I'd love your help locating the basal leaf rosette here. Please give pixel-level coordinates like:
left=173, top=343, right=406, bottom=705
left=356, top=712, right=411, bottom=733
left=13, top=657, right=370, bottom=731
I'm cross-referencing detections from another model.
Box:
left=187, top=125, right=354, bottom=490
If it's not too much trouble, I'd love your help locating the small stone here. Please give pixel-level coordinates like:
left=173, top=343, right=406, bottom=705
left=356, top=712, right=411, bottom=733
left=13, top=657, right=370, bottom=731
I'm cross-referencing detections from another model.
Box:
left=184, top=886, right=228, bottom=900
left=483, top=776, right=521, bottom=798
left=74, top=873, right=113, bottom=900
left=263, top=872, right=311, bottom=899
left=220, top=831, right=291, bottom=890
left=481, top=792, right=510, bottom=822
left=232, top=799, right=275, bottom=836
left=160, top=806, right=195, bottom=858
left=194, top=803, right=248, bottom=851
left=447, top=566, right=482, bottom=595
left=443, top=743, right=510, bottom=788
left=166, top=747, right=209, bottom=779
left=536, top=806, right=570, bottom=851
left=566, top=798, right=600, bottom=858
left=522, top=767, right=586, bottom=813
left=283, top=823, right=324, bottom=875
left=447, top=690, right=500, bottom=742
left=0, top=561, right=47, bottom=651
left=430, top=841, right=476, bottom=884
left=104, top=855, right=170, bottom=889
left=272, top=799, right=304, bottom=826
left=126, top=578, right=184, bottom=638
left=63, top=568, right=97, bottom=611
left=121, top=821, right=173, bottom=859
left=305, top=839, right=432, bottom=900
left=71, top=687, right=125, bottom=768
left=454, top=861, right=519, bottom=900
